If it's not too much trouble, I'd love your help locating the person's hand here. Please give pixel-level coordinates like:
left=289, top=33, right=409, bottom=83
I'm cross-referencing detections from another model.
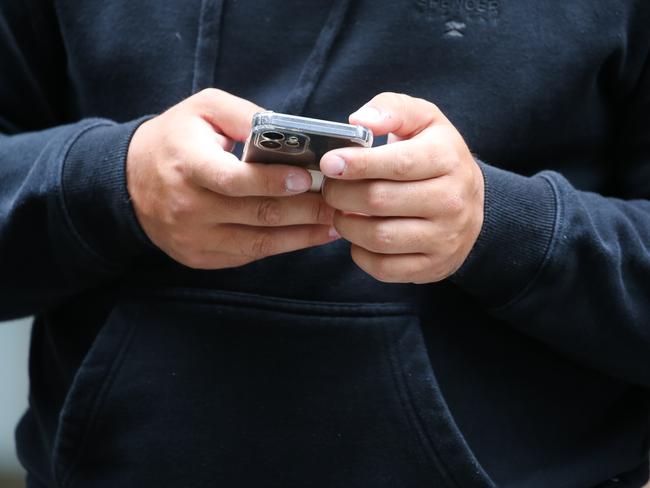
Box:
left=320, top=92, right=484, bottom=284
left=127, top=89, right=338, bottom=269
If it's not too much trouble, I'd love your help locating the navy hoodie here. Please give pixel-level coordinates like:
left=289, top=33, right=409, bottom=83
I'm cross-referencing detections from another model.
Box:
left=1, top=0, right=649, bottom=487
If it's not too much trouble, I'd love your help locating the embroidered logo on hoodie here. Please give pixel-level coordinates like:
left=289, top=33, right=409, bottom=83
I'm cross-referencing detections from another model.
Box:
left=416, top=0, right=502, bottom=37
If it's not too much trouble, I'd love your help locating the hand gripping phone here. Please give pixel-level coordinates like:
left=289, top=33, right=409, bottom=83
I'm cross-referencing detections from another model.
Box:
left=242, top=111, right=373, bottom=191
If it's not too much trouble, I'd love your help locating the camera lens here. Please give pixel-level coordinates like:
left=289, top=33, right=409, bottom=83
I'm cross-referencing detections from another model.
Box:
left=260, top=139, right=282, bottom=149
left=285, top=136, right=300, bottom=147
left=261, top=131, right=284, bottom=141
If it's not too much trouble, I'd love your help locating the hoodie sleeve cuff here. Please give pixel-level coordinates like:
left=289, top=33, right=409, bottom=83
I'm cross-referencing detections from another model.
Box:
left=61, top=117, right=154, bottom=268
left=450, top=162, right=559, bottom=308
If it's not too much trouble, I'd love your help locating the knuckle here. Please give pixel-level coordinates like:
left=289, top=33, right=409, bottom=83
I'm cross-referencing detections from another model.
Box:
left=256, top=198, right=282, bottom=225
left=196, top=88, right=219, bottom=103
left=415, top=96, right=440, bottom=115
left=370, top=223, right=394, bottom=252
left=395, top=92, right=412, bottom=104
left=440, top=154, right=460, bottom=176
left=394, top=92, right=414, bottom=110
left=250, top=231, right=275, bottom=258
left=372, top=91, right=394, bottom=103
left=394, top=149, right=415, bottom=177
left=382, top=91, right=406, bottom=103
left=187, top=158, right=208, bottom=182
left=422, top=136, right=444, bottom=164
left=214, top=168, right=237, bottom=195
left=312, top=199, right=333, bottom=224
left=380, top=92, right=408, bottom=113
left=170, top=157, right=189, bottom=179
left=160, top=132, right=189, bottom=171
left=440, top=189, right=465, bottom=215
left=366, top=183, right=391, bottom=213
left=445, top=147, right=463, bottom=171
left=427, top=100, right=441, bottom=113
left=370, top=91, right=407, bottom=111
left=219, top=193, right=243, bottom=215
left=168, top=195, right=195, bottom=221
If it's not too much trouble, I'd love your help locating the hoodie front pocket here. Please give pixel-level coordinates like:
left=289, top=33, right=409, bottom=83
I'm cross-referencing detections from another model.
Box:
left=54, top=288, right=493, bottom=488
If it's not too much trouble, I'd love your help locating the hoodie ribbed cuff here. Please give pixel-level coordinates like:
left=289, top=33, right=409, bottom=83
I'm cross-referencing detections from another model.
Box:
left=451, top=162, right=558, bottom=308
left=62, top=117, right=153, bottom=268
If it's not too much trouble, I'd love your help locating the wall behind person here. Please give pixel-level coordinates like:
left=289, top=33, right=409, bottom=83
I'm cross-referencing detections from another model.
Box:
left=0, top=318, right=31, bottom=488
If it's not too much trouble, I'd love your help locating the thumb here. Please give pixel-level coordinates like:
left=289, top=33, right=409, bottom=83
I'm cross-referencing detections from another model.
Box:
left=349, top=92, right=447, bottom=139
left=192, top=88, right=263, bottom=142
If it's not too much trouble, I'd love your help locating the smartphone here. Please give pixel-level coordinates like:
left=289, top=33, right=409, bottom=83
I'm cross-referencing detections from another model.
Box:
left=242, top=111, right=373, bottom=191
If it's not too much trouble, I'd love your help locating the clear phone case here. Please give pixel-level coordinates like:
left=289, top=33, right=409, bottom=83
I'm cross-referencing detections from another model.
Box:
left=242, top=111, right=373, bottom=191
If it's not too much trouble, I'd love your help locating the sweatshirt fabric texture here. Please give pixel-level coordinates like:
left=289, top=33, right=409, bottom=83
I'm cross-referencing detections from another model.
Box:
left=1, top=0, right=650, bottom=487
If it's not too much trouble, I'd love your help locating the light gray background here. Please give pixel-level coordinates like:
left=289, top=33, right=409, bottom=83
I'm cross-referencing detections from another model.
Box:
left=0, top=318, right=30, bottom=487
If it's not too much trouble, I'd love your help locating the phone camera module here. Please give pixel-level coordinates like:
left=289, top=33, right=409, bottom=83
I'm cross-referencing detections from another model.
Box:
left=260, top=139, right=282, bottom=149
left=261, top=131, right=285, bottom=141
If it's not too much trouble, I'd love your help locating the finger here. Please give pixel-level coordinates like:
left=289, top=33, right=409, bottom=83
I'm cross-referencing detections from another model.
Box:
left=188, top=151, right=314, bottom=197
left=209, top=224, right=340, bottom=259
left=323, top=178, right=455, bottom=217
left=196, top=190, right=335, bottom=227
left=192, top=88, right=263, bottom=142
left=349, top=92, right=449, bottom=138
left=333, top=213, right=433, bottom=254
left=218, top=135, right=236, bottom=152
left=350, top=245, right=436, bottom=284
left=169, top=250, right=255, bottom=271
left=320, top=126, right=454, bottom=181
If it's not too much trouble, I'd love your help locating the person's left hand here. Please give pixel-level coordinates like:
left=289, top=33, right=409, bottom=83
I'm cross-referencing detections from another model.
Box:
left=320, top=92, right=485, bottom=284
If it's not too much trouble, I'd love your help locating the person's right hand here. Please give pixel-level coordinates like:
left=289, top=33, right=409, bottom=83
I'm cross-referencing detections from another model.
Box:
left=126, top=89, right=339, bottom=269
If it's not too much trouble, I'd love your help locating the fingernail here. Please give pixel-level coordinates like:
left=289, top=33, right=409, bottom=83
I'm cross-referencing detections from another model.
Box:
left=328, top=226, right=341, bottom=239
left=321, top=155, right=346, bottom=176
left=285, top=173, right=311, bottom=193
left=350, top=106, right=383, bottom=123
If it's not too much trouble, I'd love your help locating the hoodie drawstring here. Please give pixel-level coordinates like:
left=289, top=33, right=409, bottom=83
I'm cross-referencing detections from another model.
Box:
left=192, top=0, right=225, bottom=93
left=280, top=0, right=352, bottom=115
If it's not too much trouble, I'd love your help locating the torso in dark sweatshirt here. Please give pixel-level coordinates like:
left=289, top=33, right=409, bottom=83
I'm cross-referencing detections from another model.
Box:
left=1, top=1, right=649, bottom=487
